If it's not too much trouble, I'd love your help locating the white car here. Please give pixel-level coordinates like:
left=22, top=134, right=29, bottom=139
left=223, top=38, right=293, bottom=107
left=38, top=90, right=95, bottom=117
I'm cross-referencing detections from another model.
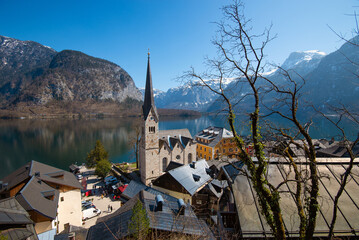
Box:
left=76, top=174, right=83, bottom=180
left=82, top=207, right=101, bottom=221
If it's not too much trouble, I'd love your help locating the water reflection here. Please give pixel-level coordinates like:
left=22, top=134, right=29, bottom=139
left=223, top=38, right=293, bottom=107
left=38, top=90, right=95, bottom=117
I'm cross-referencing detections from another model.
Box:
left=0, top=118, right=139, bottom=178
left=0, top=114, right=356, bottom=179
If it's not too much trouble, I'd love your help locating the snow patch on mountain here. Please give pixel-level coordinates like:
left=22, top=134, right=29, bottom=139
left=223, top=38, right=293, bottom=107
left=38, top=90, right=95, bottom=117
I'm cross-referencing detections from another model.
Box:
left=281, top=50, right=326, bottom=71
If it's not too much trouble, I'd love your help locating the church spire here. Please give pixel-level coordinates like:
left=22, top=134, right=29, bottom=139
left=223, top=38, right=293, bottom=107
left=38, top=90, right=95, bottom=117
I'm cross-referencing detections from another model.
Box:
left=142, top=51, right=158, bottom=120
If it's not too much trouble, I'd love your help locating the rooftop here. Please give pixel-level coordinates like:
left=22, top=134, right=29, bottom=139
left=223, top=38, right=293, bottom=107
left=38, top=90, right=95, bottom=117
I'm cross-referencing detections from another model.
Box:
left=195, top=126, right=233, bottom=148
left=222, top=158, right=359, bottom=238
left=167, top=159, right=212, bottom=196
left=88, top=190, right=214, bottom=239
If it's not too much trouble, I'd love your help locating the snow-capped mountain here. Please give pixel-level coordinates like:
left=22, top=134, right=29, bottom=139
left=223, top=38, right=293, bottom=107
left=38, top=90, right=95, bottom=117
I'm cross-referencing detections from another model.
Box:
left=150, top=49, right=329, bottom=113
left=280, top=50, right=326, bottom=76
left=144, top=78, right=237, bottom=111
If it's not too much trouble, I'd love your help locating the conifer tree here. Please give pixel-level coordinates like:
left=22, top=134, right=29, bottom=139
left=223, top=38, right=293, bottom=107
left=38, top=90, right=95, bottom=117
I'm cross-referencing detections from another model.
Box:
left=129, top=200, right=150, bottom=240
left=86, top=140, right=109, bottom=167
left=95, top=158, right=112, bottom=179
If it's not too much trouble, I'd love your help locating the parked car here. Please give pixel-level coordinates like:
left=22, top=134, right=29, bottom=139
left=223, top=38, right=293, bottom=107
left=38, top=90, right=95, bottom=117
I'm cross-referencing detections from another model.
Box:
left=76, top=174, right=83, bottom=180
left=82, top=201, right=95, bottom=211
left=104, top=176, right=117, bottom=184
left=82, top=207, right=101, bottom=221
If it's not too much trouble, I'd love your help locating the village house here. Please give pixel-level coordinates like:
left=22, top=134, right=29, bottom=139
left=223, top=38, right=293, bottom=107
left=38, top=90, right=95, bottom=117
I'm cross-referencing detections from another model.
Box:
left=139, top=53, right=196, bottom=185
left=0, top=160, right=82, bottom=238
left=195, top=126, right=241, bottom=160
left=151, top=159, right=213, bottom=204
left=87, top=190, right=214, bottom=239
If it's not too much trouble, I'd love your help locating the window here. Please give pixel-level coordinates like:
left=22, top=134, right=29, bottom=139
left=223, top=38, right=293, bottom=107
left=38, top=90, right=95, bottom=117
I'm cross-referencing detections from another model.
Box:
left=200, top=146, right=202, bottom=150
left=188, top=153, right=192, bottom=164
left=223, top=149, right=226, bottom=153
left=149, top=126, right=155, bottom=133
left=229, top=148, right=233, bottom=152
left=204, top=155, right=206, bottom=159
left=204, top=148, right=206, bottom=152
left=176, top=155, right=181, bottom=160
left=61, top=197, right=64, bottom=202
left=209, top=149, right=212, bottom=153
left=162, top=158, right=168, bottom=172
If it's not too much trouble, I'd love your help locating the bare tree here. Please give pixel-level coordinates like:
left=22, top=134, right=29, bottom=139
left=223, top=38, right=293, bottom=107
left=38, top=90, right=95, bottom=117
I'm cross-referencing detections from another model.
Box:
left=185, top=1, right=322, bottom=239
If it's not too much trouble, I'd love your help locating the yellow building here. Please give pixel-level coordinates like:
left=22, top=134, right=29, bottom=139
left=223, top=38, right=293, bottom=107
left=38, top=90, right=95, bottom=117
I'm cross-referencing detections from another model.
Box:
left=195, top=126, right=241, bottom=160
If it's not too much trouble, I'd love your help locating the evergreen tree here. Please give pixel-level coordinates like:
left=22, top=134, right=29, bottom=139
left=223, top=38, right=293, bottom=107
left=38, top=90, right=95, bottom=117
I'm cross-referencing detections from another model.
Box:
left=129, top=200, right=150, bottom=240
left=95, top=158, right=112, bottom=179
left=86, top=140, right=109, bottom=167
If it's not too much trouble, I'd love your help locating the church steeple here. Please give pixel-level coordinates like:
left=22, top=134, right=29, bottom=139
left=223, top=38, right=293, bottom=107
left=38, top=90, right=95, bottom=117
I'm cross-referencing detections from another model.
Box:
left=142, top=51, right=159, bottom=120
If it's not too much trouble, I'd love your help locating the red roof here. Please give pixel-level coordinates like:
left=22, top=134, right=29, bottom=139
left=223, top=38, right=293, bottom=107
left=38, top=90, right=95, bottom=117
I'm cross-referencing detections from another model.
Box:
left=118, top=184, right=128, bottom=193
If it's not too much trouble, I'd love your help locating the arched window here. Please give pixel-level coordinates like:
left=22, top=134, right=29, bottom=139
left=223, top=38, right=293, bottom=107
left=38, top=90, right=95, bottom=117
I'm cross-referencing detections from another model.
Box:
left=188, top=153, right=192, bottom=164
left=162, top=157, right=168, bottom=172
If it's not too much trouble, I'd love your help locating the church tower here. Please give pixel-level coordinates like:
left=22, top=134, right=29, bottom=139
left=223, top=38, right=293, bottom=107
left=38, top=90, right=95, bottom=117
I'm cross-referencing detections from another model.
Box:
left=139, top=52, right=160, bottom=185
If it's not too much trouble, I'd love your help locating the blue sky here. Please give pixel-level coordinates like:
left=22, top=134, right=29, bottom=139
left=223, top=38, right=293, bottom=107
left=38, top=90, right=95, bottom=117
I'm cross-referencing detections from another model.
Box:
left=0, top=0, right=357, bottom=91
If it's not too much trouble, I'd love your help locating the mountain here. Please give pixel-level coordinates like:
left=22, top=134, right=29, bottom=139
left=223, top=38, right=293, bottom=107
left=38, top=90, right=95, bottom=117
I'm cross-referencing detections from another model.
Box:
left=304, top=36, right=359, bottom=109
left=0, top=36, right=57, bottom=102
left=0, top=36, right=142, bottom=117
left=207, top=38, right=359, bottom=114
left=280, top=50, right=326, bottom=76
left=147, top=78, right=236, bottom=111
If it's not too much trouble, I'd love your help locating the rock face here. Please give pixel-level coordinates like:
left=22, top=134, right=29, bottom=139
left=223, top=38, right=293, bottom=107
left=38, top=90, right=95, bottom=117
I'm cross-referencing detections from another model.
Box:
left=0, top=35, right=56, bottom=103
left=0, top=35, right=142, bottom=115
left=17, top=50, right=142, bottom=104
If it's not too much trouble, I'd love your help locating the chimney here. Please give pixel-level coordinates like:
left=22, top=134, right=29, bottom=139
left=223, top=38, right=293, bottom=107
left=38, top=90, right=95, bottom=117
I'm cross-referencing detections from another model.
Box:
left=190, top=161, right=196, bottom=169
left=155, top=195, right=164, bottom=211
left=178, top=199, right=185, bottom=215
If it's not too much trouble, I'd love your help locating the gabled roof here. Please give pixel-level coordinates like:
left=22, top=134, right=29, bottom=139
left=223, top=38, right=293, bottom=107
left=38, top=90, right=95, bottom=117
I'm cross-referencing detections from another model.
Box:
left=165, top=161, right=183, bottom=172
left=167, top=159, right=212, bottom=196
left=159, top=129, right=192, bottom=139
left=89, top=190, right=214, bottom=240
left=15, top=176, right=59, bottom=220
left=121, top=180, right=178, bottom=202
left=194, top=126, right=233, bottom=148
left=142, top=53, right=159, bottom=120
left=0, top=197, right=37, bottom=240
left=0, top=160, right=82, bottom=193
left=159, top=129, right=194, bottom=151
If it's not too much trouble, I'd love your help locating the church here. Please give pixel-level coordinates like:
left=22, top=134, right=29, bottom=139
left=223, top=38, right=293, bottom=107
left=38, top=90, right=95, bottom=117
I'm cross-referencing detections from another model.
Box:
left=139, top=53, right=197, bottom=185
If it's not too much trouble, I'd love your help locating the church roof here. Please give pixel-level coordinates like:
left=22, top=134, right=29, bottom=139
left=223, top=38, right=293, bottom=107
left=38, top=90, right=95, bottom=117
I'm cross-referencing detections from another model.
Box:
left=159, top=129, right=192, bottom=139
left=142, top=53, right=159, bottom=120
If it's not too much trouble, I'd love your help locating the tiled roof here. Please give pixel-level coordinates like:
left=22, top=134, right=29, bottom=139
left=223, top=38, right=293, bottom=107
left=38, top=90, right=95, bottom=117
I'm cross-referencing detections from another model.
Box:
left=0, top=197, right=37, bottom=240
left=121, top=180, right=178, bottom=202
left=0, top=160, right=82, bottom=193
left=89, top=190, right=214, bottom=240
left=15, top=176, right=59, bottom=220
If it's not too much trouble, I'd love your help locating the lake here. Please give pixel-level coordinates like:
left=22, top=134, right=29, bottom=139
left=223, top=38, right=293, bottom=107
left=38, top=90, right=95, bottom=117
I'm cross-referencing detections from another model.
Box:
left=0, top=114, right=357, bottom=178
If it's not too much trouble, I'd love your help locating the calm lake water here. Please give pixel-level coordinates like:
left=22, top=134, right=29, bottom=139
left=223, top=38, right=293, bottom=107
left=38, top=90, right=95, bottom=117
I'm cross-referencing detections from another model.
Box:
left=0, top=114, right=357, bottom=178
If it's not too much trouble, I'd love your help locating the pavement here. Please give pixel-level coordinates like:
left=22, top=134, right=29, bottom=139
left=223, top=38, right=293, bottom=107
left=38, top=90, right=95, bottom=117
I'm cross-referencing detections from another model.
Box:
left=79, top=166, right=122, bottom=229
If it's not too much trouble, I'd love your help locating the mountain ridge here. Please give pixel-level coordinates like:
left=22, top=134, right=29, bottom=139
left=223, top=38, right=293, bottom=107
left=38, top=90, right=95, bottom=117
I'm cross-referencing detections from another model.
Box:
left=0, top=35, right=143, bottom=117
